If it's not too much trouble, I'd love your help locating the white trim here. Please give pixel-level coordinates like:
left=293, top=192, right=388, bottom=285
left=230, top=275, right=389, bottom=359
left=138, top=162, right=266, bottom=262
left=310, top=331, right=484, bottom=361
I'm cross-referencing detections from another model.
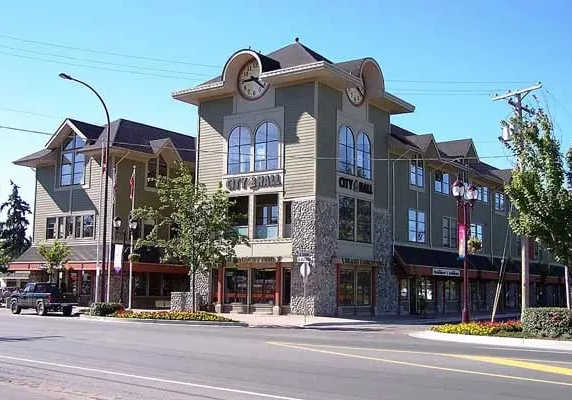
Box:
left=383, top=91, right=415, bottom=112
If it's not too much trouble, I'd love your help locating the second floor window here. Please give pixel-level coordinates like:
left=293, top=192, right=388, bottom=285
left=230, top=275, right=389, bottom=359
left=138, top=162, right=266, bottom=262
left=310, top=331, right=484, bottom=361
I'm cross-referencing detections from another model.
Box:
left=60, top=133, right=86, bottom=186
left=356, top=199, right=372, bottom=243
left=356, top=132, right=371, bottom=179
left=146, top=155, right=168, bottom=188
left=408, top=209, right=426, bottom=243
left=410, top=156, right=424, bottom=188
left=254, top=122, right=279, bottom=171
left=495, top=192, right=505, bottom=212
left=45, top=214, right=94, bottom=240
left=434, top=171, right=450, bottom=194
left=477, top=185, right=489, bottom=203
left=228, top=126, right=251, bottom=174
left=442, top=217, right=457, bottom=248
left=339, top=195, right=355, bottom=241
left=338, top=125, right=355, bottom=174
left=470, top=223, right=483, bottom=241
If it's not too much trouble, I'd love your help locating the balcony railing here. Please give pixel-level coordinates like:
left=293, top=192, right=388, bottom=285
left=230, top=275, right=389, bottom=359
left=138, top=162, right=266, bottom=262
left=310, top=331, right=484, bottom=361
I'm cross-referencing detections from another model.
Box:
left=234, top=226, right=248, bottom=237
left=255, top=224, right=278, bottom=239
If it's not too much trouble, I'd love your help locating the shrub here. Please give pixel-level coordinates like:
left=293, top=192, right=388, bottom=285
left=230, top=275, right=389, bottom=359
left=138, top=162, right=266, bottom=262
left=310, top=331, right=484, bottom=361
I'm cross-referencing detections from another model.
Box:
left=522, top=307, right=572, bottom=338
left=431, top=320, right=522, bottom=336
left=90, top=302, right=125, bottom=317
left=109, top=310, right=233, bottom=322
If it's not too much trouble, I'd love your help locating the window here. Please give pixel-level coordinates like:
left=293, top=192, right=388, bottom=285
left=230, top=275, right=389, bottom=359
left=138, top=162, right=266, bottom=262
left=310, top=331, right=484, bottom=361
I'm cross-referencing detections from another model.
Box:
left=82, top=215, right=94, bottom=238
left=283, top=201, right=292, bottom=238
left=251, top=268, right=276, bottom=305
left=495, top=192, right=505, bottom=212
left=356, top=132, right=371, bottom=179
left=445, top=281, right=458, bottom=301
left=74, top=216, right=82, bottom=238
left=134, top=272, right=147, bottom=296
left=65, top=216, right=74, bottom=238
left=477, top=186, right=489, bottom=203
left=59, top=133, right=86, bottom=186
left=229, top=196, right=249, bottom=237
left=356, top=269, right=372, bottom=305
left=338, top=268, right=355, bottom=305
left=356, top=199, right=371, bottom=243
left=228, top=126, right=251, bottom=174
left=254, top=122, right=279, bottom=171
left=224, top=269, right=248, bottom=304
left=410, top=156, right=424, bottom=187
left=470, top=223, right=483, bottom=241
left=255, top=194, right=278, bottom=239
left=408, top=209, right=426, bottom=243
left=142, top=220, right=155, bottom=239
left=338, top=125, right=355, bottom=174
left=46, top=218, right=56, bottom=239
left=146, top=155, right=168, bottom=188
left=57, top=217, right=64, bottom=239
left=442, top=217, right=457, bottom=248
left=434, top=171, right=450, bottom=194
left=534, top=242, right=544, bottom=260
left=338, top=196, right=355, bottom=241
left=337, top=267, right=373, bottom=306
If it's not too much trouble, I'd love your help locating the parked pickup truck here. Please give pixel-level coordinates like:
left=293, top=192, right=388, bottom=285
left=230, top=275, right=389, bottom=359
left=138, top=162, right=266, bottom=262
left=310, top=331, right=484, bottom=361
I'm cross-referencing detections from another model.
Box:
left=9, top=282, right=78, bottom=316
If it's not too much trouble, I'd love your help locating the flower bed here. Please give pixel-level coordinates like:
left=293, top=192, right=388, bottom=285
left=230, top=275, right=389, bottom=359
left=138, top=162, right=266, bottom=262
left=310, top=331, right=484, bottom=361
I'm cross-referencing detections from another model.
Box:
left=110, top=310, right=234, bottom=322
left=431, top=320, right=523, bottom=336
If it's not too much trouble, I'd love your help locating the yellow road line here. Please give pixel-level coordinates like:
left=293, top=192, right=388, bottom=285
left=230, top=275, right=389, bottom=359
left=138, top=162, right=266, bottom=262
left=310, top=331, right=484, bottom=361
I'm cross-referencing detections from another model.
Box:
left=450, top=355, right=572, bottom=377
left=267, top=342, right=572, bottom=387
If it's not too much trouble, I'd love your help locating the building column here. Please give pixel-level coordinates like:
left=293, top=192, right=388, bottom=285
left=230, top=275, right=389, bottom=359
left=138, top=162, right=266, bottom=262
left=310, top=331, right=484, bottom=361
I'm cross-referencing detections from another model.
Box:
left=215, top=267, right=223, bottom=313
left=371, top=266, right=377, bottom=317
left=273, top=262, right=281, bottom=315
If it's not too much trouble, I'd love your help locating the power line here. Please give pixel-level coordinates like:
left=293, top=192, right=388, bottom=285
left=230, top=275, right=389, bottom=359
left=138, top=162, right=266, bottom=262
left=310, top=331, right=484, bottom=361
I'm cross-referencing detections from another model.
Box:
left=0, top=125, right=52, bottom=135
left=0, top=44, right=214, bottom=78
left=0, top=50, right=203, bottom=81
left=0, top=106, right=62, bottom=120
left=0, top=33, right=221, bottom=68
left=545, top=88, right=572, bottom=123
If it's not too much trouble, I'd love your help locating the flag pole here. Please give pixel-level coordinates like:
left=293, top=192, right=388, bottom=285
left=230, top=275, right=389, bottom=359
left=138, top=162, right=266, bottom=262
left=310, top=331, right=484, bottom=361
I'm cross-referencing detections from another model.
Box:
left=128, top=165, right=136, bottom=310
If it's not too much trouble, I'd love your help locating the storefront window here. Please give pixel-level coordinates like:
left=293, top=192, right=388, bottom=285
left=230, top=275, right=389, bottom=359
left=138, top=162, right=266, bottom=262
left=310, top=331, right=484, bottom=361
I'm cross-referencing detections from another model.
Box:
left=445, top=280, right=458, bottom=301
left=282, top=268, right=291, bottom=306
left=224, top=269, right=247, bottom=304
left=81, top=271, right=91, bottom=296
left=149, top=273, right=162, bottom=296
left=211, top=269, right=219, bottom=304
left=251, top=269, right=276, bottom=305
left=356, top=270, right=372, bottom=305
left=255, top=194, right=278, bottom=239
left=338, top=268, right=355, bottom=305
left=400, top=279, right=409, bottom=299
left=356, top=200, right=371, bottom=243
left=163, top=273, right=186, bottom=296
left=134, top=272, right=147, bottom=296
left=339, top=196, right=355, bottom=241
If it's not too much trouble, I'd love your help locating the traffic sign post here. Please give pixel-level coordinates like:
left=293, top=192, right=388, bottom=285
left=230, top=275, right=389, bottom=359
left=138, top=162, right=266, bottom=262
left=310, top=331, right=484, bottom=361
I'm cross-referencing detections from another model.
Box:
left=299, top=258, right=311, bottom=323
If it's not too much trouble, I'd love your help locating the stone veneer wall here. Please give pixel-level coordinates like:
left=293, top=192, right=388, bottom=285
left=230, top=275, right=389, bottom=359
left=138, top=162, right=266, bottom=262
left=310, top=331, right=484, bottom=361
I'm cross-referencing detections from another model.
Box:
left=171, top=270, right=209, bottom=311
left=290, top=199, right=338, bottom=316
left=373, top=208, right=398, bottom=315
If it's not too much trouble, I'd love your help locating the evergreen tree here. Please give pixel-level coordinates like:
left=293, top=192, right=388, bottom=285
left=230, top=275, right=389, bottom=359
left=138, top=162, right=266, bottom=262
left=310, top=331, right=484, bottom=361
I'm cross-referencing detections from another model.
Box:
left=0, top=181, right=32, bottom=260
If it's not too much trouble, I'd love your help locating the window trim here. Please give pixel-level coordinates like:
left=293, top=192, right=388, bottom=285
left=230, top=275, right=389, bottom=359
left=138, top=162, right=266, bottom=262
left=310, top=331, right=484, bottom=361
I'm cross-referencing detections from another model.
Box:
left=356, top=131, right=372, bottom=180
left=442, top=216, right=457, bottom=248
left=44, top=213, right=95, bottom=241
left=409, top=155, right=424, bottom=189
left=408, top=208, right=426, bottom=243
left=338, top=125, right=355, bottom=175
left=434, top=170, right=450, bottom=195
left=254, top=121, right=280, bottom=172
left=57, top=132, right=87, bottom=188
left=227, top=125, right=252, bottom=175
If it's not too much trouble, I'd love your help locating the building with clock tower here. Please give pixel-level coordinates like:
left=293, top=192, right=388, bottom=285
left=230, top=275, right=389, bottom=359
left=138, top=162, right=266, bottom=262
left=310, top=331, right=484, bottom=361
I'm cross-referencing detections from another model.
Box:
left=173, top=38, right=414, bottom=317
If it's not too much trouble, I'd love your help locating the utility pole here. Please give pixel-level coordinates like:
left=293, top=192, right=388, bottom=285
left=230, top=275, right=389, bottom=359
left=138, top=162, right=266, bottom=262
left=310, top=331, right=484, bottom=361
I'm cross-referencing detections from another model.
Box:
left=493, top=83, right=542, bottom=317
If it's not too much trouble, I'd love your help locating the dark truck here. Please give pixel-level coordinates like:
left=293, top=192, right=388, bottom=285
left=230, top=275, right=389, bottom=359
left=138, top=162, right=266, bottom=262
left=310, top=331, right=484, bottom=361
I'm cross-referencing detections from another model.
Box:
left=9, top=282, right=78, bottom=316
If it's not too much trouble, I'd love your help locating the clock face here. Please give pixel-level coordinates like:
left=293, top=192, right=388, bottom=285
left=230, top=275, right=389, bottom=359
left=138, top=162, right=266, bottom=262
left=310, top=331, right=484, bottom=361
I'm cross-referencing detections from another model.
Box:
left=346, top=85, right=365, bottom=106
left=238, top=60, right=268, bottom=100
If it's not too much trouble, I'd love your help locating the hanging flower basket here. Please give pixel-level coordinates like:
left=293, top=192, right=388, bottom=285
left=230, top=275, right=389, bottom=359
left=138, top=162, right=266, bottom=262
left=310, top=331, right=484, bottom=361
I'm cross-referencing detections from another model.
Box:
left=467, top=237, right=482, bottom=254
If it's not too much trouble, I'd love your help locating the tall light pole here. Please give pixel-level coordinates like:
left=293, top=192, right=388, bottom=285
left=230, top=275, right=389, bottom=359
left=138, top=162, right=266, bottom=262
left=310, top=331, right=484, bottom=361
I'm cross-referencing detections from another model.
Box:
left=59, top=73, right=111, bottom=303
left=451, top=177, right=478, bottom=323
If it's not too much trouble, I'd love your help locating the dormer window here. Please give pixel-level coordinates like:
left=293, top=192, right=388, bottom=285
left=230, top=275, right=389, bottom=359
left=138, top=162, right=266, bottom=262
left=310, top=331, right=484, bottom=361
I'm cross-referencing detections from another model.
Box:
left=146, top=154, right=168, bottom=188
left=60, top=133, right=86, bottom=186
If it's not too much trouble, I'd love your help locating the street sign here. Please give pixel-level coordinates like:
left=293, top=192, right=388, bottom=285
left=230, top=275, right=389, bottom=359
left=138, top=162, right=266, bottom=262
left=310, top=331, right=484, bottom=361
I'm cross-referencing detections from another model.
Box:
left=300, top=262, right=311, bottom=279
left=297, top=256, right=309, bottom=263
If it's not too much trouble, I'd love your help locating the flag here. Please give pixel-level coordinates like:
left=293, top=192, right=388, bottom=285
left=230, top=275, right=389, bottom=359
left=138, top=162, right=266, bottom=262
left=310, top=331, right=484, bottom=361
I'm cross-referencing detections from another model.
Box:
left=129, top=166, right=136, bottom=200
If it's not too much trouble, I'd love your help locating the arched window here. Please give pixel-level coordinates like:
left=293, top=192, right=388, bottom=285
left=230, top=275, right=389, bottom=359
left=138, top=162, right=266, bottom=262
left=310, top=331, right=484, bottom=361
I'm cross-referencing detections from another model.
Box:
left=60, top=133, right=86, bottom=186
left=338, top=125, right=355, bottom=174
left=356, top=132, right=371, bottom=179
left=254, top=122, right=279, bottom=171
left=227, top=126, right=251, bottom=174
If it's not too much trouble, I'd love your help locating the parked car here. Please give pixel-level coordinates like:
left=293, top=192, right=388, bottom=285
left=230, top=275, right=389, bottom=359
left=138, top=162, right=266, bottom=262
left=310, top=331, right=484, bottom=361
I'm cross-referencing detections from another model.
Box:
left=9, top=282, right=78, bottom=316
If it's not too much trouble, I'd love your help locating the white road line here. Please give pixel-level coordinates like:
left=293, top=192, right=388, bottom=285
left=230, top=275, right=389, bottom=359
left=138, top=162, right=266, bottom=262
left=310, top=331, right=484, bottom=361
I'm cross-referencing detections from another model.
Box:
left=477, top=346, right=572, bottom=355
left=0, top=354, right=305, bottom=400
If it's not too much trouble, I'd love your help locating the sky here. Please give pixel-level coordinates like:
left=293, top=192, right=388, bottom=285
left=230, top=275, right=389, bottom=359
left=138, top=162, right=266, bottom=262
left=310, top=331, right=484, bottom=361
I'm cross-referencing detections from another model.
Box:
left=0, top=0, right=571, bottom=227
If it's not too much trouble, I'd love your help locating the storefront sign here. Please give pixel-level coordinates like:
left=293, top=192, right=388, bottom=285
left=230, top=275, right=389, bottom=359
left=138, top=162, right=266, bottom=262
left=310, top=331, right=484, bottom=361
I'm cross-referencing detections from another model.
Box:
left=433, top=268, right=461, bottom=277
left=338, top=177, right=373, bottom=194
left=458, top=224, right=466, bottom=260
left=225, top=173, right=282, bottom=191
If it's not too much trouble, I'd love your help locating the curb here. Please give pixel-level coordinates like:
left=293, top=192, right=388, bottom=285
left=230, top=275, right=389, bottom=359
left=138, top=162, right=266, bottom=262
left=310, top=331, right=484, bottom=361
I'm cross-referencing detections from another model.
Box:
left=78, top=314, right=249, bottom=327
left=409, top=330, right=572, bottom=352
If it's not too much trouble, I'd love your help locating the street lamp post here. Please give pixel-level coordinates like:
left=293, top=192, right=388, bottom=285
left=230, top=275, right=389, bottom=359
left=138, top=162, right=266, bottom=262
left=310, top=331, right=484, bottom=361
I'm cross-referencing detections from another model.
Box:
left=451, top=177, right=478, bottom=323
left=59, top=73, right=111, bottom=304
left=113, top=216, right=137, bottom=306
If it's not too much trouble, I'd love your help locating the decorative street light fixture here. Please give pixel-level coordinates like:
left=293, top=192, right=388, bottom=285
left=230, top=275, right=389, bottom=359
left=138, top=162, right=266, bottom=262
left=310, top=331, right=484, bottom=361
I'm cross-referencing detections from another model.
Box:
left=112, top=216, right=137, bottom=306
left=59, top=73, right=111, bottom=303
left=451, top=176, right=478, bottom=323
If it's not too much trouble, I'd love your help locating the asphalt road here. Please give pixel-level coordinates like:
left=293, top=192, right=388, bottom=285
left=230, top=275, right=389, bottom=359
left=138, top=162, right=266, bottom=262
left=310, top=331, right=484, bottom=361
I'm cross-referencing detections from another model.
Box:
left=0, top=309, right=571, bottom=400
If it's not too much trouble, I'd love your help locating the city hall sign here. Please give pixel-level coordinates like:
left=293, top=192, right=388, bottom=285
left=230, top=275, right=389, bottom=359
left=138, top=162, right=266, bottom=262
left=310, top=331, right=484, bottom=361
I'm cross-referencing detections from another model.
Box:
left=338, top=176, right=373, bottom=195
left=226, top=173, right=282, bottom=192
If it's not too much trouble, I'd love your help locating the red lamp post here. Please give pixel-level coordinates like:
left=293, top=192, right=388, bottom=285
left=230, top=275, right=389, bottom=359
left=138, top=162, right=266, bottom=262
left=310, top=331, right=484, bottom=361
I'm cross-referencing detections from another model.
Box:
left=451, top=177, right=478, bottom=323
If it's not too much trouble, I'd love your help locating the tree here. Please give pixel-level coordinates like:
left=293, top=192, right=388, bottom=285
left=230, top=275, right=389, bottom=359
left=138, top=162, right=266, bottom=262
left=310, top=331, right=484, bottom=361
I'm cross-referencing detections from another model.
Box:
left=0, top=247, right=10, bottom=274
left=501, top=109, right=572, bottom=308
left=133, top=162, right=248, bottom=311
left=0, top=181, right=32, bottom=259
left=38, top=240, right=71, bottom=283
